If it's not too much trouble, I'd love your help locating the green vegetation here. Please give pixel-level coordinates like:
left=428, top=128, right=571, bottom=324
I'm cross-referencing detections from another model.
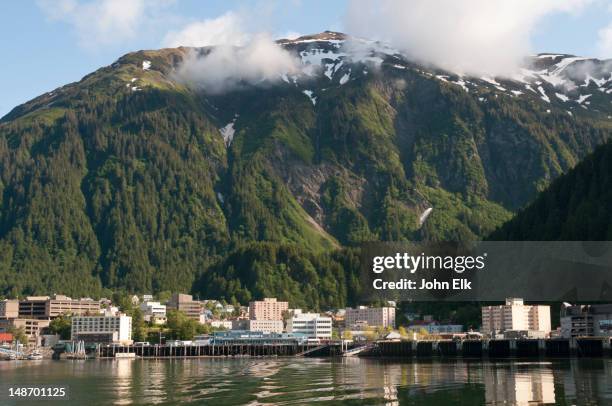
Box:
left=48, top=315, right=72, bottom=340
left=7, top=326, right=27, bottom=344
left=490, top=141, right=612, bottom=240
left=0, top=47, right=610, bottom=307
left=165, top=309, right=209, bottom=340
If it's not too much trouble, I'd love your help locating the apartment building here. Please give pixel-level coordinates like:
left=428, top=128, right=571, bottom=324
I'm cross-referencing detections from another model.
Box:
left=167, top=294, right=201, bottom=320
left=345, top=306, right=396, bottom=329
left=0, top=299, right=19, bottom=319
left=71, top=314, right=132, bottom=344
left=286, top=312, right=332, bottom=339
left=232, top=319, right=284, bottom=333
left=481, top=298, right=551, bottom=336
left=248, top=298, right=289, bottom=321
left=18, top=295, right=100, bottom=319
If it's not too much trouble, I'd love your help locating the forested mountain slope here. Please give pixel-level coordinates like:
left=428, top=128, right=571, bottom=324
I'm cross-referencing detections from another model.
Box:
left=490, top=141, right=612, bottom=240
left=1, top=32, right=610, bottom=301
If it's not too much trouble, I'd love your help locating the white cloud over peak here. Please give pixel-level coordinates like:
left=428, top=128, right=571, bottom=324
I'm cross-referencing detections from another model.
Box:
left=162, top=12, right=250, bottom=47
left=173, top=34, right=299, bottom=94
left=598, top=22, right=612, bottom=58
left=345, top=0, right=593, bottom=76
left=168, top=12, right=300, bottom=94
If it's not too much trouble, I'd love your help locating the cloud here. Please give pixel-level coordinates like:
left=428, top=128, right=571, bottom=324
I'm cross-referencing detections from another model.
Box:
left=37, top=0, right=171, bottom=49
left=173, top=33, right=300, bottom=94
left=162, top=11, right=250, bottom=47
left=345, top=0, right=593, bottom=76
left=598, top=22, right=612, bottom=58
left=278, top=31, right=302, bottom=41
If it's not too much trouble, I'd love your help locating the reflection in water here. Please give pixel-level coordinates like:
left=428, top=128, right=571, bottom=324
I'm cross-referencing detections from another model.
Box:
left=112, top=359, right=134, bottom=405
left=483, top=364, right=555, bottom=405
left=1, top=358, right=612, bottom=405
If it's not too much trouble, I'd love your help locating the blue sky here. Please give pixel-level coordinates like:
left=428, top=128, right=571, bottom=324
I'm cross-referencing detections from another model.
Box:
left=1, top=0, right=611, bottom=118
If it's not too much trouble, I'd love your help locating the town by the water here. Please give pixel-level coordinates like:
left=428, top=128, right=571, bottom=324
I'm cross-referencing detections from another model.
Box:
left=1, top=294, right=611, bottom=360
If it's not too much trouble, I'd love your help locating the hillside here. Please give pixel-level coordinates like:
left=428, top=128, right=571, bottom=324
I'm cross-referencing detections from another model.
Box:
left=1, top=32, right=611, bottom=301
left=490, top=140, right=612, bottom=240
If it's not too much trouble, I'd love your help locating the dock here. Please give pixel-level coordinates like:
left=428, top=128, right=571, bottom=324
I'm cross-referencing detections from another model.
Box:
left=52, top=337, right=612, bottom=359
left=373, top=337, right=612, bottom=358
left=94, top=342, right=343, bottom=358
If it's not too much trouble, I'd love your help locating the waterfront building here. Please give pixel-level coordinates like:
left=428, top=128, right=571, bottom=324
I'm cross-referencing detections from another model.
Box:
left=167, top=294, right=201, bottom=320
left=560, top=303, right=612, bottom=338
left=0, top=318, right=50, bottom=345
left=345, top=306, right=396, bottom=329
left=0, top=332, right=13, bottom=344
left=211, top=330, right=307, bottom=345
left=481, top=298, right=551, bottom=337
left=249, top=298, right=289, bottom=321
left=286, top=312, right=332, bottom=339
left=232, top=319, right=284, bottom=333
left=18, top=295, right=100, bottom=319
left=0, top=299, right=19, bottom=319
left=71, top=314, right=132, bottom=344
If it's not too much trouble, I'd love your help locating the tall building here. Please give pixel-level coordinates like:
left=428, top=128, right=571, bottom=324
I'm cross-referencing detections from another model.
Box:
left=249, top=298, right=289, bottom=321
left=167, top=294, right=201, bottom=320
left=560, top=304, right=612, bottom=338
left=345, top=306, right=396, bottom=329
left=481, top=298, right=551, bottom=336
left=18, top=295, right=100, bottom=319
left=287, top=312, right=332, bottom=339
left=71, top=314, right=132, bottom=344
left=0, top=299, right=19, bottom=319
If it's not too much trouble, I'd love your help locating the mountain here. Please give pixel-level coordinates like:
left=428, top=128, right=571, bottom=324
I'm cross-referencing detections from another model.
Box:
left=490, top=140, right=612, bottom=241
left=0, top=31, right=610, bottom=300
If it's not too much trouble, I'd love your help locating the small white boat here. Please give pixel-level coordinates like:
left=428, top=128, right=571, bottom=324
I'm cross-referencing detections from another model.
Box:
left=27, top=351, right=43, bottom=360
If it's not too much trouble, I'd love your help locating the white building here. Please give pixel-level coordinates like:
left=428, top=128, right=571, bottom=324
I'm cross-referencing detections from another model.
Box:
left=231, top=319, right=284, bottom=333
left=481, top=298, right=551, bottom=336
left=140, top=301, right=166, bottom=322
left=208, top=320, right=233, bottom=329
left=287, top=312, right=332, bottom=339
left=345, top=306, right=396, bottom=329
left=71, top=314, right=132, bottom=344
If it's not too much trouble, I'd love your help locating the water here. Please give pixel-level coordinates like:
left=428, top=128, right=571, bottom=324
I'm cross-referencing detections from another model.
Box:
left=1, top=358, right=612, bottom=405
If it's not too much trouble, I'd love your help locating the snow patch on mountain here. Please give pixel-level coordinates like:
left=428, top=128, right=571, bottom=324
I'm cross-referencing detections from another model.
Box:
left=220, top=115, right=238, bottom=147
left=418, top=207, right=433, bottom=227
left=302, top=90, right=317, bottom=105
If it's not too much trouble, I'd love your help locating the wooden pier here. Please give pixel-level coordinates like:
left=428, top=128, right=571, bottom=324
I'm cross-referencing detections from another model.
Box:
left=95, top=342, right=342, bottom=358
left=57, top=338, right=612, bottom=359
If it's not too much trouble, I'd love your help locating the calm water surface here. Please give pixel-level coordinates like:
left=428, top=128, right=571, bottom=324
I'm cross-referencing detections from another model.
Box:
left=1, top=358, right=612, bottom=405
